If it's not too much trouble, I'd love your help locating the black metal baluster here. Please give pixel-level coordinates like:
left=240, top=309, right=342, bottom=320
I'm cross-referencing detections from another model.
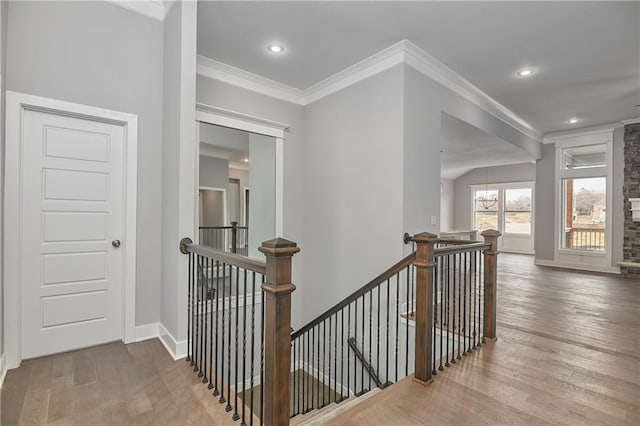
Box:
left=462, top=252, right=467, bottom=356
left=385, top=279, right=390, bottom=385
left=198, top=255, right=204, bottom=376
left=347, top=303, right=351, bottom=399
left=467, top=251, right=472, bottom=354
left=311, top=326, right=316, bottom=409
left=451, top=253, right=458, bottom=365
left=322, top=320, right=326, bottom=407
left=233, top=267, right=240, bottom=420
left=214, top=260, right=221, bottom=396
left=208, top=258, right=214, bottom=387
left=405, top=265, right=410, bottom=377
left=369, top=290, right=373, bottom=391
left=203, top=257, right=209, bottom=384
left=340, top=308, right=345, bottom=402
left=328, top=315, right=332, bottom=405
left=473, top=251, right=477, bottom=349
left=241, top=269, right=247, bottom=425
left=361, top=294, right=365, bottom=392
left=445, top=255, right=451, bottom=368
left=260, top=285, right=265, bottom=426
left=187, top=253, right=192, bottom=364
left=457, top=253, right=462, bottom=361
left=334, top=312, right=338, bottom=403
left=220, top=262, right=227, bottom=404
left=432, top=259, right=438, bottom=376
left=395, top=272, right=399, bottom=382
left=439, top=256, right=444, bottom=371
left=249, top=272, right=255, bottom=426
left=306, top=330, right=310, bottom=412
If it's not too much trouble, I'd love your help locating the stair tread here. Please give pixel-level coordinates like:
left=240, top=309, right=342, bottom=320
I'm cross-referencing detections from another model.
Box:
left=291, top=387, right=382, bottom=426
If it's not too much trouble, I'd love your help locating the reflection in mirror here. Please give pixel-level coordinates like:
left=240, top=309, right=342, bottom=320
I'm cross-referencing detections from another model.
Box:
left=197, top=122, right=276, bottom=260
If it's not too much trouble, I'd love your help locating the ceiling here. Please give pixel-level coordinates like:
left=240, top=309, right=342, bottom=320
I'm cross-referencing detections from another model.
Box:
left=199, top=122, right=249, bottom=166
left=197, top=1, right=639, bottom=136
left=196, top=2, right=638, bottom=180
left=441, top=113, right=536, bottom=179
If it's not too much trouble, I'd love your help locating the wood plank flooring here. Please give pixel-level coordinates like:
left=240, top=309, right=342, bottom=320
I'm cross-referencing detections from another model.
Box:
left=328, top=253, right=640, bottom=425
left=2, top=253, right=638, bottom=425
left=1, top=339, right=247, bottom=426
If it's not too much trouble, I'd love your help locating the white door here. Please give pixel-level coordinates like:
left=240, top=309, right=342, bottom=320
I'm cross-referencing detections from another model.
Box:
left=21, top=109, right=125, bottom=359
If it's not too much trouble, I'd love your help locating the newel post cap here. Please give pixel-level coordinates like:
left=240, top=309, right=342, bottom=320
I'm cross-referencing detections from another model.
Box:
left=481, top=229, right=502, bottom=238
left=407, top=232, right=438, bottom=244
left=258, top=238, right=300, bottom=255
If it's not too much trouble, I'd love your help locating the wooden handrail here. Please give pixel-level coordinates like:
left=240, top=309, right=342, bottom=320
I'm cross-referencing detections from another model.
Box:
left=199, top=225, right=249, bottom=230
left=434, top=242, right=491, bottom=256
left=184, top=240, right=266, bottom=275
left=436, top=238, right=478, bottom=245
left=291, top=252, right=416, bottom=340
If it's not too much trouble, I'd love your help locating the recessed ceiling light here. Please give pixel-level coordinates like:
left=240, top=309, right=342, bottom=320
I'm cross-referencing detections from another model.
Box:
left=244, top=158, right=249, bottom=163
left=568, top=117, right=580, bottom=124
left=266, top=43, right=284, bottom=54
left=516, top=68, right=536, bottom=78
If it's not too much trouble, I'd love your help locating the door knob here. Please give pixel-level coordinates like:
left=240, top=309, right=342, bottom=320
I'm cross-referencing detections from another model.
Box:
left=112, top=240, right=121, bottom=248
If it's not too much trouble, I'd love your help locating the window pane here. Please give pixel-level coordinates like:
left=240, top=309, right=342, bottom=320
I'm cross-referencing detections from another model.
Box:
left=561, top=177, right=606, bottom=251
left=474, top=189, right=499, bottom=212
left=563, top=144, right=606, bottom=170
left=504, top=188, right=532, bottom=211
left=475, top=212, right=498, bottom=231
left=505, top=212, right=531, bottom=234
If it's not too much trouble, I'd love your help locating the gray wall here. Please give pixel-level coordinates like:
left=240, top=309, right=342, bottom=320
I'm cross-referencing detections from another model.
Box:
left=440, top=179, right=455, bottom=231
left=196, top=75, right=307, bottom=327
left=199, top=156, right=229, bottom=189
left=303, top=66, right=406, bottom=321
left=161, top=0, right=197, bottom=342
left=0, top=0, right=7, bottom=357
left=453, top=163, right=537, bottom=230
left=247, top=134, right=276, bottom=259
left=534, top=144, right=556, bottom=260
left=200, top=190, right=224, bottom=227
left=6, top=1, right=164, bottom=326
left=402, top=66, right=541, bottom=243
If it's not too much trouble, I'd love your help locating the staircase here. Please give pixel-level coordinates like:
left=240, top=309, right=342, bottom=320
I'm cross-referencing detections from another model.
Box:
left=290, top=388, right=381, bottom=426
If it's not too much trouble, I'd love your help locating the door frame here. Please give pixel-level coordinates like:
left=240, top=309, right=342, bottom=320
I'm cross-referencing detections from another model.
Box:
left=4, top=91, right=138, bottom=369
left=195, top=103, right=288, bottom=238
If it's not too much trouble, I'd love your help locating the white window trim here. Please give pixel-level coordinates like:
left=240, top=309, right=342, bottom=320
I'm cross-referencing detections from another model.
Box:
left=552, top=129, right=614, bottom=270
left=4, top=91, right=138, bottom=369
left=469, top=181, right=535, bottom=237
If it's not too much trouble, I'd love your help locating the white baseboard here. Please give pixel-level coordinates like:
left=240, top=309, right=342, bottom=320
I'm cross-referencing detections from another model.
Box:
left=0, top=352, right=7, bottom=388
left=158, top=323, right=188, bottom=360
left=534, top=259, right=621, bottom=274
left=135, top=323, right=160, bottom=342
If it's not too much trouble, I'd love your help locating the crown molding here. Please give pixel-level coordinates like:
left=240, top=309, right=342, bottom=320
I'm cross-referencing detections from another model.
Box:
left=197, top=39, right=541, bottom=141
left=621, top=117, right=640, bottom=125
left=106, top=0, right=168, bottom=21
left=199, top=144, right=231, bottom=161
left=542, top=123, right=621, bottom=144
left=303, top=40, right=406, bottom=105
left=197, top=55, right=305, bottom=105
left=401, top=40, right=540, bottom=141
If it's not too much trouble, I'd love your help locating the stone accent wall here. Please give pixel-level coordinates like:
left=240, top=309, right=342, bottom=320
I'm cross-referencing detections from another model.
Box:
left=622, top=123, right=640, bottom=278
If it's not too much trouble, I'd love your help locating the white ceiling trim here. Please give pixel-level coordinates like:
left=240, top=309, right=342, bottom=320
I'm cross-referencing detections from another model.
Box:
left=542, top=123, right=622, bottom=144
left=197, top=39, right=541, bottom=141
left=402, top=41, right=540, bottom=141
left=106, top=0, right=168, bottom=21
left=197, top=55, right=305, bottom=105
left=199, top=144, right=231, bottom=160
left=621, top=117, right=640, bottom=125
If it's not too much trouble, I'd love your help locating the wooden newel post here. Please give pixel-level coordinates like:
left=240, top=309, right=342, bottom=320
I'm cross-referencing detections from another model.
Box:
left=412, top=232, right=437, bottom=384
left=259, top=238, right=300, bottom=426
left=231, top=221, right=238, bottom=254
left=481, top=229, right=501, bottom=341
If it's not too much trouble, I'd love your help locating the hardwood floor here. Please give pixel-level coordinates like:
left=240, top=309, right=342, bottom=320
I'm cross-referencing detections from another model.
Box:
left=1, top=339, right=246, bottom=426
left=2, top=253, right=638, bottom=425
left=328, top=253, right=640, bottom=425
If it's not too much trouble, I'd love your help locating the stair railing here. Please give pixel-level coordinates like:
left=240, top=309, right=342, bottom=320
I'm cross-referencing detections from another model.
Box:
left=180, top=236, right=299, bottom=426
left=199, top=221, right=249, bottom=255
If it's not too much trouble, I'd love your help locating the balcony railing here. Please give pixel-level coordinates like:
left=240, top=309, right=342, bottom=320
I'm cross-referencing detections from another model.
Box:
left=199, top=222, right=249, bottom=256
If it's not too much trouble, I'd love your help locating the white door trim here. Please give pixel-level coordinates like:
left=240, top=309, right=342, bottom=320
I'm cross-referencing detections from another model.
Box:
left=4, top=91, right=138, bottom=369
left=195, top=103, right=288, bottom=237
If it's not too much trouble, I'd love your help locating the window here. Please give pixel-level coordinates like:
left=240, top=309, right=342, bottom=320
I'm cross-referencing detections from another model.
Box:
left=473, top=189, right=499, bottom=231
left=553, top=132, right=612, bottom=262
left=472, top=186, right=532, bottom=235
left=504, top=188, right=532, bottom=235
left=561, top=177, right=606, bottom=251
